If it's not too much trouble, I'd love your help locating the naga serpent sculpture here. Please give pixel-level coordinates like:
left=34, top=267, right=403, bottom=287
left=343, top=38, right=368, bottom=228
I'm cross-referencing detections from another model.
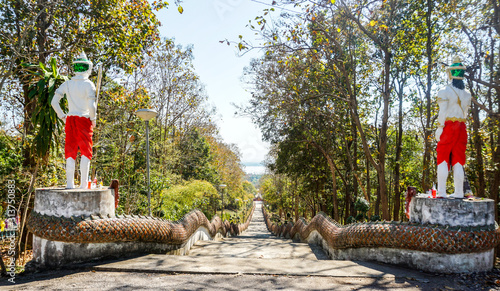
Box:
left=28, top=206, right=255, bottom=245
left=263, top=209, right=500, bottom=254
left=27, top=190, right=499, bottom=255
left=262, top=188, right=500, bottom=254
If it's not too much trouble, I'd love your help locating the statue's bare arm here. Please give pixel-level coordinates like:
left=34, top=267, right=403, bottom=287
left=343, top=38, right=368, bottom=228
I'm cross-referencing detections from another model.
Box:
left=51, top=83, right=67, bottom=123
left=435, top=90, right=449, bottom=142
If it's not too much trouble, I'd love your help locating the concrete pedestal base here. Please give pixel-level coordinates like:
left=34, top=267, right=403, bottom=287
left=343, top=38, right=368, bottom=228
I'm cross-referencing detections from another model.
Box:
left=32, top=236, right=176, bottom=268
left=30, top=188, right=221, bottom=268
left=405, top=196, right=495, bottom=273
left=312, top=229, right=494, bottom=273
left=34, top=188, right=115, bottom=218
left=409, top=196, right=495, bottom=227
left=32, top=188, right=115, bottom=267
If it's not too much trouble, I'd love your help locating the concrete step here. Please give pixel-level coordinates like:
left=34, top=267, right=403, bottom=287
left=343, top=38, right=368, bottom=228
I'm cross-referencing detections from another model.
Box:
left=187, top=238, right=329, bottom=260
left=92, top=253, right=431, bottom=279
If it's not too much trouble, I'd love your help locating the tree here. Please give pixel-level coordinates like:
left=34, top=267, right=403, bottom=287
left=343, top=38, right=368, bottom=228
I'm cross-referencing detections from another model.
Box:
left=209, top=138, right=246, bottom=206
left=177, top=128, right=219, bottom=185
left=135, top=39, right=215, bottom=141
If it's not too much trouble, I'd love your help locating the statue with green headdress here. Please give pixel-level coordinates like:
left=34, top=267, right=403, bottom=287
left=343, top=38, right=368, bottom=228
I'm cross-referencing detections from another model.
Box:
left=51, top=52, right=97, bottom=189
left=435, top=57, right=471, bottom=198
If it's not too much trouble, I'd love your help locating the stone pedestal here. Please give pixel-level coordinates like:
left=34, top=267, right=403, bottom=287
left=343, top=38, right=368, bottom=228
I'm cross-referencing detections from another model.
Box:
left=409, top=196, right=495, bottom=227
left=407, top=196, right=496, bottom=273
left=34, top=188, right=115, bottom=218
left=32, top=188, right=125, bottom=268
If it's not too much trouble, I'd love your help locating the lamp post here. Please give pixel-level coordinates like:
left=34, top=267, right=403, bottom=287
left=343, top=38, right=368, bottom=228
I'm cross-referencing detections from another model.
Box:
left=219, top=184, right=227, bottom=219
left=135, top=109, right=158, bottom=216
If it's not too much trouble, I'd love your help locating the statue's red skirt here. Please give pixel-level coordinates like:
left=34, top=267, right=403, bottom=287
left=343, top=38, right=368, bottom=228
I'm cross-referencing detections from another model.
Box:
left=65, top=116, right=93, bottom=160
left=436, top=120, right=467, bottom=169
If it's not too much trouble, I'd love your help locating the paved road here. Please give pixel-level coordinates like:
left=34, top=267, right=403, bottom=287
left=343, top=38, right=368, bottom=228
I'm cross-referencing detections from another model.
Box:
left=2, top=202, right=490, bottom=290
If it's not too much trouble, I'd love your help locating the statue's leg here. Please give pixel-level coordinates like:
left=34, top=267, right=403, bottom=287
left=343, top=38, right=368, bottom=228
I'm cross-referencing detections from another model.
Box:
left=66, top=158, right=75, bottom=189
left=79, top=155, right=90, bottom=189
left=437, top=161, right=448, bottom=197
left=449, top=163, right=465, bottom=198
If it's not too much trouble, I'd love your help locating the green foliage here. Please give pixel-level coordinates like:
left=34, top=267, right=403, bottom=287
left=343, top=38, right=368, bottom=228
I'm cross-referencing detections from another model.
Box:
left=0, top=131, right=22, bottom=178
left=354, top=197, right=370, bottom=214
left=0, top=0, right=164, bottom=72
left=159, top=180, right=218, bottom=221
left=353, top=197, right=370, bottom=222
left=25, top=58, right=68, bottom=162
left=177, top=129, right=219, bottom=184
left=245, top=174, right=263, bottom=187
left=242, top=181, right=257, bottom=196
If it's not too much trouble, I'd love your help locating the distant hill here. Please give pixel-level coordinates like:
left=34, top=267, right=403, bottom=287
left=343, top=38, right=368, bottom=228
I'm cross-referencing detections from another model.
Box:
left=246, top=173, right=263, bottom=187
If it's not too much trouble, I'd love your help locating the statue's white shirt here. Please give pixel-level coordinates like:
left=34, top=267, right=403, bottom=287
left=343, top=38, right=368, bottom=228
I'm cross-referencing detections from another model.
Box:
left=51, top=74, right=96, bottom=120
left=436, top=84, right=471, bottom=125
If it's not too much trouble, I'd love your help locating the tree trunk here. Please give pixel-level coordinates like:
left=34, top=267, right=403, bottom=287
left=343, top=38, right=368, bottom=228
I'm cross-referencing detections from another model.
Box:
left=309, top=141, right=339, bottom=221
left=377, top=50, right=392, bottom=221
left=352, top=122, right=359, bottom=218
left=22, top=83, right=35, bottom=168
left=366, top=156, right=371, bottom=217
left=490, top=130, right=500, bottom=221
left=421, top=0, right=434, bottom=193
left=375, top=178, right=381, bottom=217
left=294, top=183, right=299, bottom=222
left=393, top=84, right=404, bottom=221
left=470, top=100, right=486, bottom=197
left=344, top=176, right=351, bottom=223
left=490, top=97, right=500, bottom=220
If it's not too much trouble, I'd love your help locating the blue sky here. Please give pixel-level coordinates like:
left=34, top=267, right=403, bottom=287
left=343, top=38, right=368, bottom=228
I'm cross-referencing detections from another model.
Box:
left=154, top=1, right=280, bottom=173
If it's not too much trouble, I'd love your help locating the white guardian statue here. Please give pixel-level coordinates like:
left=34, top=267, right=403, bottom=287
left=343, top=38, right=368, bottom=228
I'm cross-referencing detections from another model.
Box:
left=51, top=52, right=97, bottom=189
left=435, top=57, right=472, bottom=198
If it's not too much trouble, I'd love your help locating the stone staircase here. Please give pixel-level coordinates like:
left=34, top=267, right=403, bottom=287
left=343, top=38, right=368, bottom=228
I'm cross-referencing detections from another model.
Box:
left=93, top=202, right=430, bottom=279
left=187, top=201, right=329, bottom=260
